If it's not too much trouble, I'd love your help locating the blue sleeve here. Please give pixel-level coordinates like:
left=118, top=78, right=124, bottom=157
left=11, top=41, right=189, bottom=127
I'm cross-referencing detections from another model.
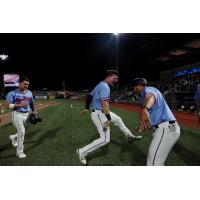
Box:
left=6, top=92, right=15, bottom=104
left=99, top=85, right=110, bottom=101
left=145, top=88, right=158, bottom=101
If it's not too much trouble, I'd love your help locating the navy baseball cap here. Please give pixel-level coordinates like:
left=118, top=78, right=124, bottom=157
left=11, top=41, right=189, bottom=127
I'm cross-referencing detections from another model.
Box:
left=132, top=78, right=148, bottom=87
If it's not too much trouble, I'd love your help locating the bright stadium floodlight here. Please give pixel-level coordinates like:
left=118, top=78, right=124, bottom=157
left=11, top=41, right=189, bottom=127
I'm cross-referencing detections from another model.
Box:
left=0, top=54, right=8, bottom=61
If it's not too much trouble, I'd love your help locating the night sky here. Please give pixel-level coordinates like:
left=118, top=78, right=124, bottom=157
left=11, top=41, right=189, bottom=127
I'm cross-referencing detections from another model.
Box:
left=0, top=33, right=200, bottom=91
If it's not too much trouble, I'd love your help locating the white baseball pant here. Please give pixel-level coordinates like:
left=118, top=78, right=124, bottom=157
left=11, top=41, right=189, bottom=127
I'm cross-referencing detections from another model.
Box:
left=11, top=111, right=29, bottom=153
left=79, top=110, right=134, bottom=156
left=147, top=121, right=180, bottom=166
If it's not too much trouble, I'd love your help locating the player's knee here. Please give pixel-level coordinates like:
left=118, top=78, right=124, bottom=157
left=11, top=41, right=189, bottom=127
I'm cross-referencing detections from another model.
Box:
left=105, top=136, right=110, bottom=144
left=103, top=141, right=109, bottom=146
left=101, top=135, right=110, bottom=145
left=99, top=135, right=110, bottom=145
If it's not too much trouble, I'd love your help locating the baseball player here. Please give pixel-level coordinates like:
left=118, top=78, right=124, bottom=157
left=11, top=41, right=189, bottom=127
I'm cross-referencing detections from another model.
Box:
left=77, top=70, right=142, bottom=165
left=6, top=76, right=36, bottom=158
left=132, top=78, right=180, bottom=166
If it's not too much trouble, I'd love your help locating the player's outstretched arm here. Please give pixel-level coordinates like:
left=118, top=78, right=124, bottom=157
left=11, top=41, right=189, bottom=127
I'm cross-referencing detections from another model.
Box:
left=139, top=93, right=155, bottom=131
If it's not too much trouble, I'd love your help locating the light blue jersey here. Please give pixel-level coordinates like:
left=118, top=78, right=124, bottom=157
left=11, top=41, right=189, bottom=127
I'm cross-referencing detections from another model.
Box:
left=6, top=89, right=34, bottom=112
left=141, top=87, right=176, bottom=126
left=90, top=81, right=110, bottom=110
left=194, top=84, right=200, bottom=101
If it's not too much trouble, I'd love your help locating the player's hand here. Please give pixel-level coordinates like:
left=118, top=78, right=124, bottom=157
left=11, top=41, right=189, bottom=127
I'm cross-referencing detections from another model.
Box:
left=1, top=109, right=4, bottom=114
left=139, top=108, right=151, bottom=131
left=103, top=120, right=111, bottom=131
left=80, top=109, right=89, bottom=116
left=32, top=111, right=37, bottom=115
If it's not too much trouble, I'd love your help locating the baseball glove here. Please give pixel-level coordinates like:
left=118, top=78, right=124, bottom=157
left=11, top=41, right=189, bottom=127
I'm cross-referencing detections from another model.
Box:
left=28, top=113, right=42, bottom=124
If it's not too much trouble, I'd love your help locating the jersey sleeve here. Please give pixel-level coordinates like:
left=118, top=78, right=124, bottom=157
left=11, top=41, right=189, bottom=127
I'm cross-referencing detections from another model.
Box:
left=99, top=85, right=110, bottom=101
left=145, top=87, right=158, bottom=101
left=6, top=92, right=15, bottom=104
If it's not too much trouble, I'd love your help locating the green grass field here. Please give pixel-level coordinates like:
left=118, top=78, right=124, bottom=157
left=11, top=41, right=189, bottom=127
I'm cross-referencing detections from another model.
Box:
left=0, top=100, right=199, bottom=166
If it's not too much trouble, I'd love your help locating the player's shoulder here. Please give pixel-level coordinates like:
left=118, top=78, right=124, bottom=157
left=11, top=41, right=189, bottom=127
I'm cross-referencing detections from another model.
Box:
left=145, top=86, right=159, bottom=93
left=7, top=89, right=18, bottom=95
left=26, top=90, right=33, bottom=97
left=144, top=86, right=161, bottom=97
left=26, top=89, right=32, bottom=94
left=99, top=81, right=109, bottom=89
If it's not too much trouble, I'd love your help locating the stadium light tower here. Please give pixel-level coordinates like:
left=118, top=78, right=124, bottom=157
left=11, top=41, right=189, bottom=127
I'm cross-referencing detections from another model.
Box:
left=113, top=33, right=119, bottom=72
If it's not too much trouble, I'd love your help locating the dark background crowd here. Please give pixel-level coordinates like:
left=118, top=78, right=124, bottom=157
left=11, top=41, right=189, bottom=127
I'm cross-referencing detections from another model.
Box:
left=110, top=73, right=200, bottom=114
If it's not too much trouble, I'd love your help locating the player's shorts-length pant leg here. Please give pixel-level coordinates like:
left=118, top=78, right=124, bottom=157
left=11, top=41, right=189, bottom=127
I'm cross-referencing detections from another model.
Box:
left=147, top=121, right=180, bottom=166
left=79, top=111, right=110, bottom=156
left=110, top=111, right=133, bottom=137
left=12, top=112, right=29, bottom=153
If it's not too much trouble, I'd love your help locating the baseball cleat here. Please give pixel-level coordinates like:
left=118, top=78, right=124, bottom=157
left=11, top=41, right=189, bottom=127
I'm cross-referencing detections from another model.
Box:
left=9, top=135, right=17, bottom=147
left=76, top=149, right=87, bottom=165
left=16, top=152, right=26, bottom=158
left=127, top=135, right=142, bottom=143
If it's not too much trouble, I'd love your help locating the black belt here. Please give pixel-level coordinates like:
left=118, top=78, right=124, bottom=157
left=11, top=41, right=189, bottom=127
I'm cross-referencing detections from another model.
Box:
left=92, top=109, right=104, bottom=113
left=16, top=111, right=28, bottom=113
left=152, top=120, right=176, bottom=129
